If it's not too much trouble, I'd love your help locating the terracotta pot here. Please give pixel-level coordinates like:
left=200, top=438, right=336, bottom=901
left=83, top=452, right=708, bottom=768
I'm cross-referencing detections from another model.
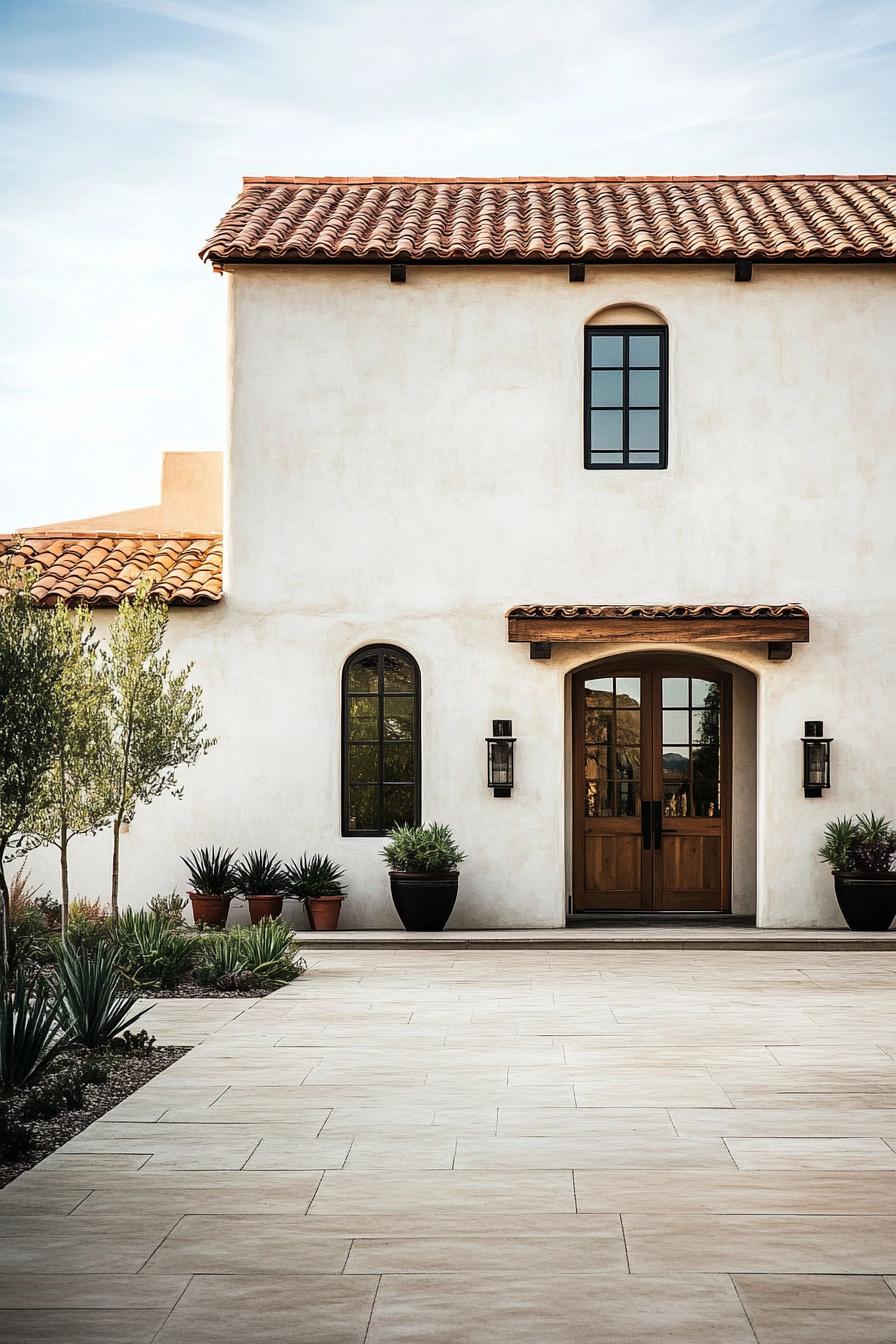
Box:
left=833, top=873, right=896, bottom=931
left=305, top=894, right=344, bottom=931
left=389, top=872, right=458, bottom=932
left=188, top=891, right=230, bottom=929
left=246, top=894, right=284, bottom=925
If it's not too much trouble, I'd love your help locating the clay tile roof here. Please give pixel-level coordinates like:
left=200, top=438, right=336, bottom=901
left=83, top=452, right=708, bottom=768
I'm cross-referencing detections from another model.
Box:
left=0, top=534, right=222, bottom=607
left=201, top=176, right=896, bottom=264
left=505, top=603, right=809, bottom=620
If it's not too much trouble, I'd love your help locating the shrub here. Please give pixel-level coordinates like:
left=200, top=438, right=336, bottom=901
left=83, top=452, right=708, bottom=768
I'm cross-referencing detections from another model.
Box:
left=194, top=919, right=299, bottom=991
left=283, top=854, right=346, bottom=899
left=19, top=1066, right=84, bottom=1120
left=6, top=907, right=55, bottom=981
left=0, top=972, right=69, bottom=1090
left=110, top=1028, right=156, bottom=1054
left=819, top=813, right=896, bottom=875
left=0, top=1100, right=33, bottom=1159
left=112, top=910, right=194, bottom=989
left=148, top=891, right=188, bottom=926
left=55, top=942, right=148, bottom=1048
left=231, top=850, right=284, bottom=897
left=67, top=900, right=113, bottom=953
left=80, top=1055, right=109, bottom=1084
left=381, top=822, right=466, bottom=874
left=182, top=847, right=236, bottom=896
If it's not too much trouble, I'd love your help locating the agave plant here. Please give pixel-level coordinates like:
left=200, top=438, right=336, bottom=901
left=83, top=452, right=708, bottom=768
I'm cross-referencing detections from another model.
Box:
left=0, top=973, right=70, bottom=1090
left=112, top=910, right=194, bottom=989
left=55, top=942, right=149, bottom=1048
left=231, top=850, right=284, bottom=897
left=194, top=920, right=299, bottom=990
left=381, top=822, right=467, bottom=874
left=283, top=853, right=346, bottom=898
left=181, top=847, right=237, bottom=896
left=819, top=814, right=896, bottom=875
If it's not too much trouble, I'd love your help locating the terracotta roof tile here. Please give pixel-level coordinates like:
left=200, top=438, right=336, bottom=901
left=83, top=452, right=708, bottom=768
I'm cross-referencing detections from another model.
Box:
left=0, top=534, right=222, bottom=607
left=201, top=176, right=896, bottom=264
left=506, top=604, right=808, bottom=620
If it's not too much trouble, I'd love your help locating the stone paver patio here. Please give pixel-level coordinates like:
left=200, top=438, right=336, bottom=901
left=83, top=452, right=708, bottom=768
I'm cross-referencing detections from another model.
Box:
left=5, top=946, right=896, bottom=1341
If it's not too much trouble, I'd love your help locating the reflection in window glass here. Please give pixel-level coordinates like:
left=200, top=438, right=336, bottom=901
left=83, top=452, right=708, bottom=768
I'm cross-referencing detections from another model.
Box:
left=583, top=677, right=643, bottom=819
left=343, top=647, right=419, bottom=834
left=660, top=675, right=722, bottom=817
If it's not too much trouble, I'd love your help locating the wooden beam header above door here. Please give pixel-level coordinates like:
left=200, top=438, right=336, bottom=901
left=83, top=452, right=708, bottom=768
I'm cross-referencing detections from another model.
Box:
left=506, top=603, right=810, bottom=662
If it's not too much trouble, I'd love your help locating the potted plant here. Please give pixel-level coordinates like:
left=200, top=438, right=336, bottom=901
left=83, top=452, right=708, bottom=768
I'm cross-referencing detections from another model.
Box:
left=819, top=813, right=896, bottom=931
left=283, top=854, right=347, bottom=930
left=181, top=847, right=236, bottom=928
left=382, top=822, right=466, bottom=932
left=232, top=850, right=285, bottom=925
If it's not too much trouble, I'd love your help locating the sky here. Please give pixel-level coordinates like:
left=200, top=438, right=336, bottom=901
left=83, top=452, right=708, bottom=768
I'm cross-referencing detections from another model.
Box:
left=1, top=0, right=895, bottom=530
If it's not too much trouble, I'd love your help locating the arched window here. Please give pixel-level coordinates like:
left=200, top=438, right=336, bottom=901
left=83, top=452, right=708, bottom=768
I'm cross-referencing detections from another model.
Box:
left=342, top=645, right=421, bottom=836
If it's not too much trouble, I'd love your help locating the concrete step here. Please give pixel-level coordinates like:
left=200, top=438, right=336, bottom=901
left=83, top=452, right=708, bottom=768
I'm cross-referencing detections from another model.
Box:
left=299, top=926, right=896, bottom=951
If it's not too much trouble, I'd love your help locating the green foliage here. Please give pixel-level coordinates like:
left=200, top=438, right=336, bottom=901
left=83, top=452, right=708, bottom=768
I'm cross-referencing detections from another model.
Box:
left=19, top=1065, right=85, bottom=1119
left=232, top=850, right=284, bottom=897
left=382, top=822, right=466, bottom=874
left=148, top=890, right=188, bottom=925
left=819, top=813, right=896, bottom=875
left=0, top=972, right=69, bottom=1090
left=0, top=555, right=68, bottom=970
left=112, top=910, right=194, bottom=989
left=194, top=919, right=299, bottom=990
left=110, top=1028, right=156, bottom=1054
left=182, top=846, right=236, bottom=896
left=66, top=900, right=113, bottom=954
left=25, top=602, right=115, bottom=932
left=55, top=942, right=148, bottom=1048
left=80, top=1055, right=109, bottom=1084
left=103, top=582, right=215, bottom=914
left=283, top=853, right=346, bottom=898
left=0, top=1100, right=33, bottom=1158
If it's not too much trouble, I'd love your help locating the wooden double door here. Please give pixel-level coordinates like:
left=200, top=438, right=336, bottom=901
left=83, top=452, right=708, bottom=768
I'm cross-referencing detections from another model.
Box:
left=572, top=659, right=731, bottom=913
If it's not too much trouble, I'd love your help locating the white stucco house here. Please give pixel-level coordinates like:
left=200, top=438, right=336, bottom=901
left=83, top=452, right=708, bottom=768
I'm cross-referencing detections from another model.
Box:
left=8, top=174, right=896, bottom=929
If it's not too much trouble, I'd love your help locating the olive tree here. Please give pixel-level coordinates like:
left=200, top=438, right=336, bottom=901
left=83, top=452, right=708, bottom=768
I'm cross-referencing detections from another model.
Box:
left=0, top=555, right=66, bottom=971
left=27, top=603, right=115, bottom=934
left=103, top=582, right=214, bottom=914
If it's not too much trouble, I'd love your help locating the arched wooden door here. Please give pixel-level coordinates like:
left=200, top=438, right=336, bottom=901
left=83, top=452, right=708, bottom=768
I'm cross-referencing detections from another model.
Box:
left=571, top=658, right=731, bottom=913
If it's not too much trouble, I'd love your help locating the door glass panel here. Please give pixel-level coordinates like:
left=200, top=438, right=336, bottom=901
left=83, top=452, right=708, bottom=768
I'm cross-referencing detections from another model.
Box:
left=347, top=654, right=379, bottom=692
left=585, top=747, right=610, bottom=779
left=660, top=676, right=723, bottom=818
left=348, top=696, right=379, bottom=740
left=614, top=677, right=641, bottom=707
left=663, top=747, right=689, bottom=779
left=583, top=676, right=642, bottom=818
left=662, top=709, right=690, bottom=743
left=615, top=710, right=640, bottom=745
left=616, top=747, right=640, bottom=778
left=585, top=779, right=613, bottom=817
left=664, top=782, right=691, bottom=817
left=662, top=677, right=689, bottom=708
left=691, top=679, right=714, bottom=706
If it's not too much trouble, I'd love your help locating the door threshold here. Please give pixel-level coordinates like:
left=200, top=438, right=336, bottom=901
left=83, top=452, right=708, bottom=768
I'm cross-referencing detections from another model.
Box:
left=567, top=913, right=755, bottom=927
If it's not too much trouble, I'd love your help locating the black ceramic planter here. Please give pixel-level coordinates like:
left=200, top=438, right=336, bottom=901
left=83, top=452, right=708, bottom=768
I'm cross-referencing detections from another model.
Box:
left=389, top=872, right=459, bottom=932
left=834, top=873, right=896, bottom=932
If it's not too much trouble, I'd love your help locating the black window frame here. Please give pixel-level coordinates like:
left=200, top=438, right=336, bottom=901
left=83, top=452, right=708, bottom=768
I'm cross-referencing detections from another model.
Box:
left=584, top=324, right=669, bottom=471
left=341, top=644, right=421, bottom=837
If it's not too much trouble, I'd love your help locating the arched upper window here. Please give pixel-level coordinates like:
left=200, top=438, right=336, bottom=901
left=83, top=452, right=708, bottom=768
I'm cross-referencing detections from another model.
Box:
left=584, top=323, right=668, bottom=470
left=342, top=645, right=421, bottom=836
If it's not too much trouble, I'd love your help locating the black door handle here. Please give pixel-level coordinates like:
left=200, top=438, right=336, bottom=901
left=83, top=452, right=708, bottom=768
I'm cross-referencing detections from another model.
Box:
left=641, top=802, right=651, bottom=850
left=652, top=799, right=663, bottom=850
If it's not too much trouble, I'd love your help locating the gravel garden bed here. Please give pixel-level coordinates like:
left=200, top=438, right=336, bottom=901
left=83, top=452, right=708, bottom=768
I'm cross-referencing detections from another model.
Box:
left=0, top=1042, right=189, bottom=1189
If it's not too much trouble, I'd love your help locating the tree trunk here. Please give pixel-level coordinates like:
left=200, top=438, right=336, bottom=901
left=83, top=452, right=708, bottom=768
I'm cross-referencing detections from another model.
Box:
left=60, top=822, right=70, bottom=938
left=111, top=816, right=122, bottom=917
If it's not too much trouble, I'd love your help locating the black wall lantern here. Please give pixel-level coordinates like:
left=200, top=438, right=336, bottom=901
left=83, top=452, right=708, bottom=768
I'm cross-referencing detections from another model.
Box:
left=486, top=720, right=516, bottom=798
left=802, top=720, right=832, bottom=798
